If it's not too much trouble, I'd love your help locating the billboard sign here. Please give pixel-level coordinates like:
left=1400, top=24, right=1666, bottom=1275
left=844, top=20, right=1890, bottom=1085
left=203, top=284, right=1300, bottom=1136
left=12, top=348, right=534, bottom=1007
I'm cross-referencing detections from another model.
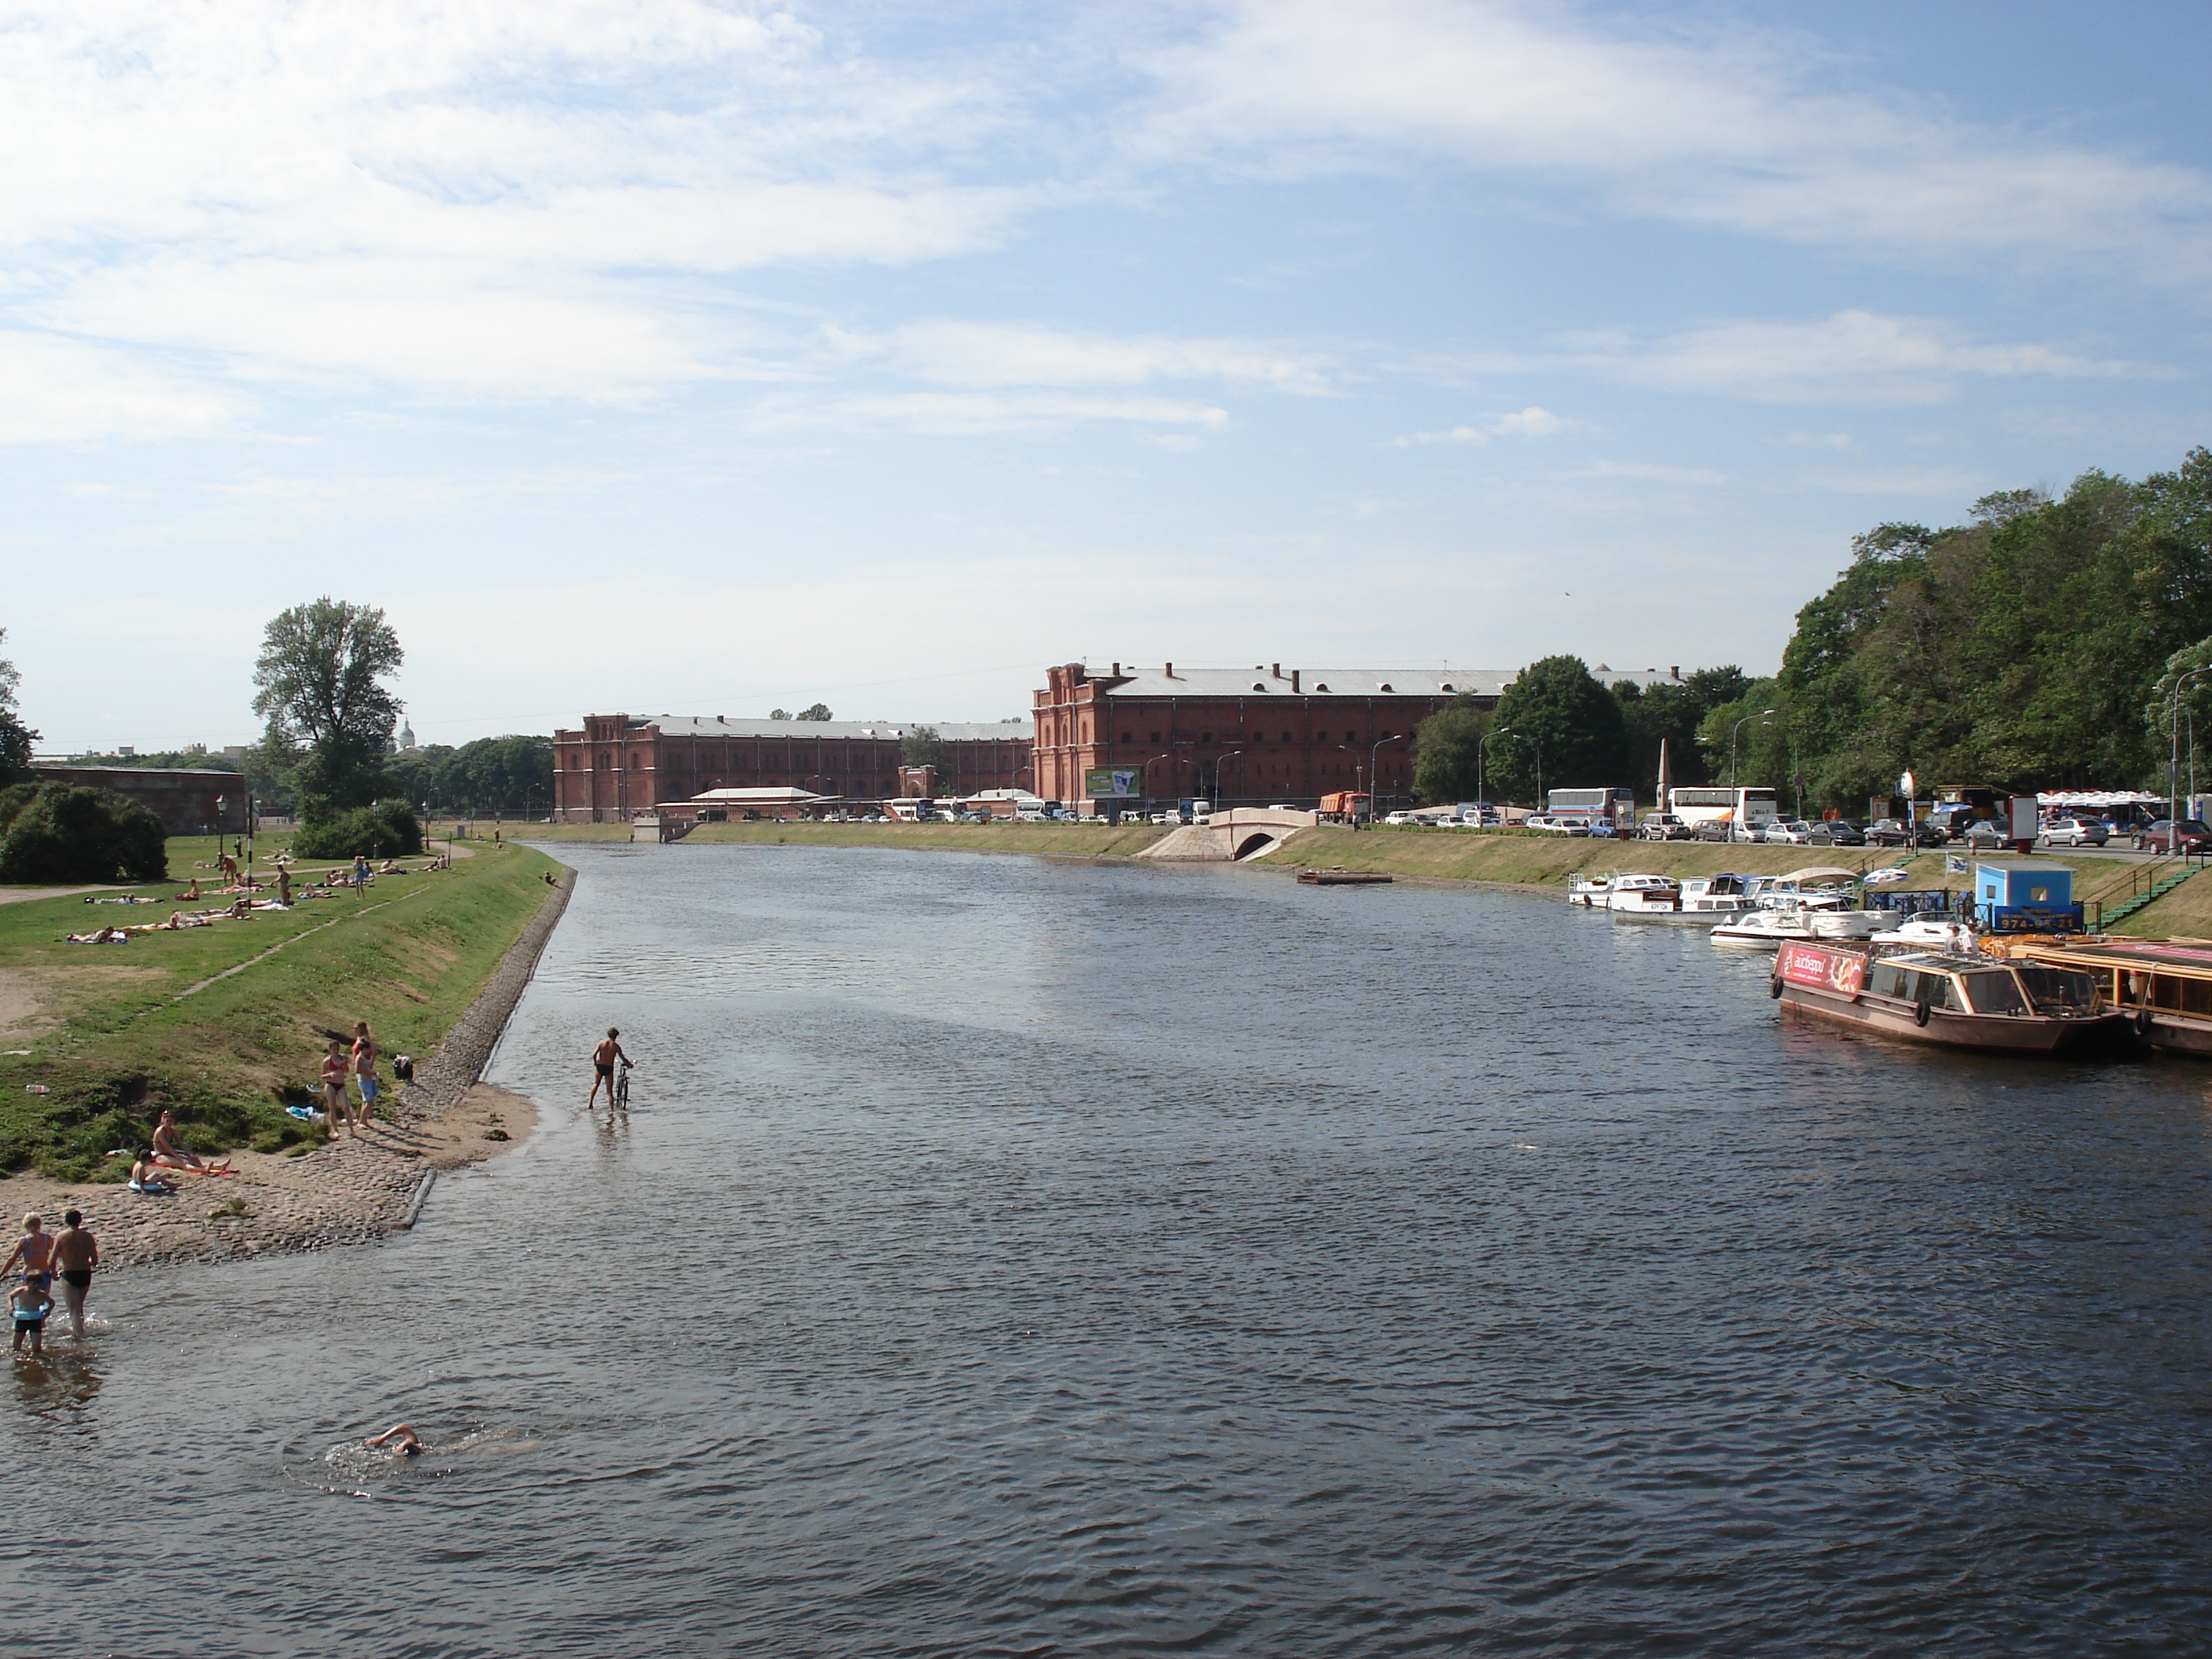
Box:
left=1777, top=941, right=1865, bottom=997
left=1084, top=767, right=1141, bottom=799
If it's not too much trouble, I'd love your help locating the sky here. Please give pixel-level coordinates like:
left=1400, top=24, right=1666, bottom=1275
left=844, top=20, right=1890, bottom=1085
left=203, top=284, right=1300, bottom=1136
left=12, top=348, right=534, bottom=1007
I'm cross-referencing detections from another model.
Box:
left=5, top=0, right=2211, bottom=753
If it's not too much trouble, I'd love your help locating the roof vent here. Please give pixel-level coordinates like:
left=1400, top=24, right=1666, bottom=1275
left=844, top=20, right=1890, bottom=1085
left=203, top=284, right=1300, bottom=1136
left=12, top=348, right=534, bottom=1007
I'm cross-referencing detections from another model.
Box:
left=1378, top=683, right=1393, bottom=692
left=1252, top=683, right=1268, bottom=692
left=1440, top=683, right=1454, bottom=692
left=717, top=715, right=726, bottom=723
left=1164, top=662, right=1174, bottom=678
left=1271, top=663, right=1281, bottom=678
left=1315, top=683, right=1330, bottom=692
left=1112, top=662, right=1120, bottom=675
left=1290, top=669, right=1300, bottom=691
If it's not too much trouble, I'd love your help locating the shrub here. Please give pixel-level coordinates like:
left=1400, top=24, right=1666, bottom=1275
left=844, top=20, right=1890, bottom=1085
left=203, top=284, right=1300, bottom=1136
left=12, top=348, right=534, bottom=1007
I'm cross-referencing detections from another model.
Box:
left=292, top=799, right=424, bottom=859
left=0, top=782, right=167, bottom=884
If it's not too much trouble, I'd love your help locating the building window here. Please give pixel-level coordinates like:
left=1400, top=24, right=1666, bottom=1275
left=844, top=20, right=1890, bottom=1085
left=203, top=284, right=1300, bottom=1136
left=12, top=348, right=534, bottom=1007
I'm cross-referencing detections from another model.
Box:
left=1120, top=732, right=1132, bottom=744
left=1150, top=731, right=1161, bottom=745
left=1282, top=731, right=1292, bottom=743
left=1201, top=732, right=1213, bottom=744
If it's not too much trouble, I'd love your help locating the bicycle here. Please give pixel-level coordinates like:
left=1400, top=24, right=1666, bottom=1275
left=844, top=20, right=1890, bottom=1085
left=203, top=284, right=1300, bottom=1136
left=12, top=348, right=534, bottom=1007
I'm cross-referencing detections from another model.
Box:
left=613, top=1061, right=632, bottom=1108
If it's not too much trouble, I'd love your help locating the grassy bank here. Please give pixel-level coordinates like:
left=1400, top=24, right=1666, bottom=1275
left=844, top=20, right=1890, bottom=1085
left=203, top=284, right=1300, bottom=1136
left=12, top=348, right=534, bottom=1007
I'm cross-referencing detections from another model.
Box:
left=0, top=833, right=560, bottom=1180
left=521, top=819, right=1174, bottom=856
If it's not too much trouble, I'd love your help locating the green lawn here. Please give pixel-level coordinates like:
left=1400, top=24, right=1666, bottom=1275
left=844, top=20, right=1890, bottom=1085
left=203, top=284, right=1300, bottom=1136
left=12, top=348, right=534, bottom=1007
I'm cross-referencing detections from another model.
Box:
left=0, top=831, right=559, bottom=1180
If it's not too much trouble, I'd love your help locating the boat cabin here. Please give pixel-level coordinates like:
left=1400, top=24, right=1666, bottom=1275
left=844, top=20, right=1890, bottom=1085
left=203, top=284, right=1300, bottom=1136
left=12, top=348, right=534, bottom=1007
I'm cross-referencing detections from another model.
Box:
left=2012, top=938, right=2212, bottom=1054
left=1863, top=952, right=2101, bottom=1016
left=1973, top=861, right=2083, bottom=934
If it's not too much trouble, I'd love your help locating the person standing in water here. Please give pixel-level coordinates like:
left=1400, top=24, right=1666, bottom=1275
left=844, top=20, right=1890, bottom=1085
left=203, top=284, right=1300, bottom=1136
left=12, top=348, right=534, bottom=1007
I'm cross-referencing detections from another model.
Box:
left=2, top=1216, right=53, bottom=1289
left=10, top=1276, right=53, bottom=1358
left=48, top=1212, right=97, bottom=1340
left=588, top=1027, right=628, bottom=1109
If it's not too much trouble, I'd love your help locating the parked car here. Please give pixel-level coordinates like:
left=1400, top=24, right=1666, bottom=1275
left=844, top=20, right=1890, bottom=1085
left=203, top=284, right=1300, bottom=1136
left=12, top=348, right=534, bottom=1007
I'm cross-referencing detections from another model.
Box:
left=1866, top=818, right=1945, bottom=848
left=2038, top=815, right=2109, bottom=848
left=1804, top=820, right=1866, bottom=847
left=1764, top=820, right=1815, bottom=845
left=1639, top=813, right=1693, bottom=841
left=1961, top=820, right=2012, bottom=851
left=1382, top=811, right=1415, bottom=826
left=2135, top=818, right=2212, bottom=854
left=1525, top=815, right=1590, bottom=837
left=1694, top=819, right=1751, bottom=842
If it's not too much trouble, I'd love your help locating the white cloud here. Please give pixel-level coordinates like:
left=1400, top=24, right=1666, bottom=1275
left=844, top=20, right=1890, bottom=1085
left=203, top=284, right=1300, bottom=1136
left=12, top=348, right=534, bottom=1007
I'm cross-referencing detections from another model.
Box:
left=1149, top=0, right=2212, bottom=275
left=1389, top=405, right=1568, bottom=445
left=758, top=391, right=1232, bottom=437
left=0, top=330, right=249, bottom=443
left=1560, top=460, right=1727, bottom=485
left=851, top=320, right=1332, bottom=394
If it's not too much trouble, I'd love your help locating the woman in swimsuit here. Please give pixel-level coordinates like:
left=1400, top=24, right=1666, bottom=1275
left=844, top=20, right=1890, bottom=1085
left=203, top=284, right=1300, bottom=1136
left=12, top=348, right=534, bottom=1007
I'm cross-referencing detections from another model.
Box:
left=1, top=1217, right=53, bottom=1290
left=151, top=1109, right=231, bottom=1174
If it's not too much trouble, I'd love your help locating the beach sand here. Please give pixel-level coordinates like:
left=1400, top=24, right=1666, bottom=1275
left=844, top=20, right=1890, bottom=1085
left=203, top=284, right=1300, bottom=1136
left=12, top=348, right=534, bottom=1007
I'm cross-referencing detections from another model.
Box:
left=0, top=1081, right=540, bottom=1269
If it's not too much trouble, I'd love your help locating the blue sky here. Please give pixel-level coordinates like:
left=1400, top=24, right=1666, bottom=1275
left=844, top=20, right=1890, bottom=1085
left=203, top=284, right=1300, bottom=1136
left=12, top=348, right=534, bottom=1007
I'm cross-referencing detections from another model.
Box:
left=5, top=0, right=2211, bottom=752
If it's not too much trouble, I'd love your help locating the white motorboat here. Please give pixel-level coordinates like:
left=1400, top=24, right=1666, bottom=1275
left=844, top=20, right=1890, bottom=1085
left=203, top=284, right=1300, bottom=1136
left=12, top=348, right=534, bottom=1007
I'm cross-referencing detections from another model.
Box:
left=1807, top=909, right=1881, bottom=940
left=1870, top=916, right=1976, bottom=951
left=1603, top=874, right=1683, bottom=914
left=1678, top=875, right=1761, bottom=917
left=1712, top=905, right=1819, bottom=947
left=1567, top=874, right=1613, bottom=907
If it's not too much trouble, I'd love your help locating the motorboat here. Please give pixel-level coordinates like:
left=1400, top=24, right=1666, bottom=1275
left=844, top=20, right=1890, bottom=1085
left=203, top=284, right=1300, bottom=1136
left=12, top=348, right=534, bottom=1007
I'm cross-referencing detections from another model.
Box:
left=1678, top=874, right=1761, bottom=917
left=1807, top=909, right=1881, bottom=940
left=1567, top=874, right=1613, bottom=907
left=1711, top=905, right=1819, bottom=947
left=1298, top=867, right=1393, bottom=885
left=1870, top=916, right=1976, bottom=951
left=1771, top=941, right=2130, bottom=1055
left=1602, top=874, right=1683, bottom=914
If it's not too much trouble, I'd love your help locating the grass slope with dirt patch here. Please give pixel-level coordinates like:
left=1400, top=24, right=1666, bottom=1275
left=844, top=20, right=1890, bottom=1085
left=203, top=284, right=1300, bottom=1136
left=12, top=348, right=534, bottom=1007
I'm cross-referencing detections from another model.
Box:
left=0, top=833, right=560, bottom=1180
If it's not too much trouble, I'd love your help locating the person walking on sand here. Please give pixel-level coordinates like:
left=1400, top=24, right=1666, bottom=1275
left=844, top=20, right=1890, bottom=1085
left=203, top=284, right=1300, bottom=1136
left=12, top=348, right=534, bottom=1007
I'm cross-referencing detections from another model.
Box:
left=353, top=1022, right=380, bottom=1124
left=2, top=1216, right=53, bottom=1290
left=321, top=1038, right=357, bottom=1139
left=10, top=1276, right=53, bottom=1358
left=588, top=1027, right=628, bottom=1109
left=49, top=1212, right=96, bottom=1340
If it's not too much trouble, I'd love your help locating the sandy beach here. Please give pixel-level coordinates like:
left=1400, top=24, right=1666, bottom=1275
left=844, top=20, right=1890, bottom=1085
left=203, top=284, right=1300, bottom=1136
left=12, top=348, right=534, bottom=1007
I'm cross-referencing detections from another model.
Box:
left=0, top=858, right=573, bottom=1271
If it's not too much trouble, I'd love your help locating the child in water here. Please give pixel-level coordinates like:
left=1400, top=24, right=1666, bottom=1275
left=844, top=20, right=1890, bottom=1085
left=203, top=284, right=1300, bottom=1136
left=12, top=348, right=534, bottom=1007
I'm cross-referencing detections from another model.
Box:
left=10, top=1275, right=53, bottom=1357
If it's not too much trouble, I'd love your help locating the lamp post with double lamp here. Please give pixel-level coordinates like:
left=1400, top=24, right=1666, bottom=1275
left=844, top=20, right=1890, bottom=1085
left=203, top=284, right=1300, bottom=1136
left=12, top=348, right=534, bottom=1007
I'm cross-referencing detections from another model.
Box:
left=1368, top=734, right=1402, bottom=826
left=1476, top=728, right=1513, bottom=821
left=1729, top=709, right=1776, bottom=843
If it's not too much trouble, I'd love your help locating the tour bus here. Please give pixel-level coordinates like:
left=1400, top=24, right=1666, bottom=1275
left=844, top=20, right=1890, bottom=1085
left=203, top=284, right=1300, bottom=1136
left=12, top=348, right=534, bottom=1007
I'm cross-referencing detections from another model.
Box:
left=1668, top=786, right=1781, bottom=834
left=1547, top=787, right=1636, bottom=832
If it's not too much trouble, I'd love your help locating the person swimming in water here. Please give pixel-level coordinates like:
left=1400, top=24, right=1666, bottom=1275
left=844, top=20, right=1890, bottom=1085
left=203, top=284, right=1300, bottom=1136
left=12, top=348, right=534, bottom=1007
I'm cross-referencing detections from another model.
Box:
left=363, top=1423, right=423, bottom=1456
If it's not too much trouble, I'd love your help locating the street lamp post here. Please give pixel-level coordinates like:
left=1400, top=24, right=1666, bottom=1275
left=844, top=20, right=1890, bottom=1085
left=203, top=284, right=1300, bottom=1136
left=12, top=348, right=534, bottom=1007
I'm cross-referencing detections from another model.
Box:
left=2170, top=666, right=2212, bottom=840
left=1368, top=734, right=1401, bottom=824
left=1729, top=709, right=1776, bottom=842
left=1138, top=753, right=1173, bottom=822
left=1212, top=750, right=1243, bottom=808
left=1477, top=728, right=1513, bottom=819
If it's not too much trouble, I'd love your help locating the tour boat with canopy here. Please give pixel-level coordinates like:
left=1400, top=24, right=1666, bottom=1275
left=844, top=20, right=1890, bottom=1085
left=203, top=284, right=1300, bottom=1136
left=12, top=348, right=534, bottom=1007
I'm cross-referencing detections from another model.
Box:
left=1770, top=940, right=2126, bottom=1054
left=2007, top=937, right=2212, bottom=1055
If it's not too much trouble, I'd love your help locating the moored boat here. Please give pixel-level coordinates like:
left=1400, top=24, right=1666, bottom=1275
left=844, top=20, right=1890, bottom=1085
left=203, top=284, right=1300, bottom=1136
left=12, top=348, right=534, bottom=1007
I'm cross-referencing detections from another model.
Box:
left=2008, top=937, right=2212, bottom=1054
left=1602, top=874, right=1683, bottom=914
left=1771, top=940, right=2126, bottom=1054
left=1712, top=905, right=1819, bottom=947
left=1298, top=867, right=1393, bottom=885
left=1567, top=874, right=1613, bottom=906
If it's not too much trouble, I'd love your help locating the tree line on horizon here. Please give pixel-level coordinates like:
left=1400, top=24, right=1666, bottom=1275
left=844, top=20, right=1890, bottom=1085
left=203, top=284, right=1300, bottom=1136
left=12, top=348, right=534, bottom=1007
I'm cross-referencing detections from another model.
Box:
left=1412, top=446, right=2212, bottom=815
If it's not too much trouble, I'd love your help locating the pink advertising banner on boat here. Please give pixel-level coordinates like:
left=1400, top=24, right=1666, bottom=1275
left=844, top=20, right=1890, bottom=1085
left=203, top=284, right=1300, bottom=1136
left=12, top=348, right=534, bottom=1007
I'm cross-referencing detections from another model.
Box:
left=1778, top=942, right=1864, bottom=997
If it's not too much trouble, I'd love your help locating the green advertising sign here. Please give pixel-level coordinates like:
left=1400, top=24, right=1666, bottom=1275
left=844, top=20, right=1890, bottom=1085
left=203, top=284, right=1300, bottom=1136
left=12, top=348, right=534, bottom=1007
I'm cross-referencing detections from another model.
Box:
left=1084, top=767, right=1141, bottom=798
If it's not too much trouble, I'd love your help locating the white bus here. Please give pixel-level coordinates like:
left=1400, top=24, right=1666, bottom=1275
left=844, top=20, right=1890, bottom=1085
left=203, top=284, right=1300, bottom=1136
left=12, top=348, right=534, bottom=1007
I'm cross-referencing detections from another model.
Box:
left=1547, top=787, right=1635, bottom=830
left=1668, top=786, right=1780, bottom=832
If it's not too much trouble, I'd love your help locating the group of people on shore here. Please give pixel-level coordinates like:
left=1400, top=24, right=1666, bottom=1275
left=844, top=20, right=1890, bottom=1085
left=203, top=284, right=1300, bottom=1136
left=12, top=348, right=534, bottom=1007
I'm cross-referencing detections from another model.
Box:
left=320, top=1021, right=386, bottom=1140
left=6, top=1212, right=98, bottom=1358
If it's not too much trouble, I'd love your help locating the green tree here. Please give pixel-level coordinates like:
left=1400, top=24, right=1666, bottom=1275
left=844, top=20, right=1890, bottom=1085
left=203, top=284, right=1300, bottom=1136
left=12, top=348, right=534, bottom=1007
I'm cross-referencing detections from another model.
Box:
left=1410, top=698, right=1493, bottom=804
left=0, top=781, right=167, bottom=882
left=769, top=709, right=790, bottom=721
left=795, top=703, right=834, bottom=721
left=2145, top=638, right=2212, bottom=800
left=251, top=599, right=405, bottom=820
left=1612, top=667, right=1752, bottom=802
left=0, top=629, right=38, bottom=784
left=1485, top=655, right=1626, bottom=806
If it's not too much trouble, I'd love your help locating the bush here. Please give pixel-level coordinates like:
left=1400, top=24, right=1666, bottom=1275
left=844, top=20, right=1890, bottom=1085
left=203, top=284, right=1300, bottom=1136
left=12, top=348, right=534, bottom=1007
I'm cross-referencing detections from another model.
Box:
left=0, top=782, right=167, bottom=884
left=292, top=799, right=424, bottom=859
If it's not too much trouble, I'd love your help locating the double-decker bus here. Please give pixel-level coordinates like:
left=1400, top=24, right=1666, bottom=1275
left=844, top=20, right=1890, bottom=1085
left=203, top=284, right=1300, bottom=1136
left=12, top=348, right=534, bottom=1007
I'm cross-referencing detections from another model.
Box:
left=1668, top=786, right=1780, bottom=831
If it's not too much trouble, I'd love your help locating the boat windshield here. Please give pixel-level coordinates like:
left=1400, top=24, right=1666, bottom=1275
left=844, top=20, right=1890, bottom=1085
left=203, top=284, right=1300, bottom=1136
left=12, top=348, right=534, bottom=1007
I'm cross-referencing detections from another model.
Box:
left=1959, top=971, right=2028, bottom=1016
left=2014, top=965, right=2099, bottom=1013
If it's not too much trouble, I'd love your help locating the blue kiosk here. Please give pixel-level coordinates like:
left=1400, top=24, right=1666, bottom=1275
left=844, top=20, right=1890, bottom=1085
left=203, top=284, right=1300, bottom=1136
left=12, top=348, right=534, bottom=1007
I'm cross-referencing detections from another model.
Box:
left=1973, top=861, right=2083, bottom=933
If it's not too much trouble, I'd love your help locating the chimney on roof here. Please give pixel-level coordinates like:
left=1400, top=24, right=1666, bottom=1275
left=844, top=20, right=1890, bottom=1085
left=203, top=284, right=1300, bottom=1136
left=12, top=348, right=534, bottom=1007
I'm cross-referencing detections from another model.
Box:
left=1290, top=668, right=1300, bottom=692
left=1111, top=662, right=1120, bottom=675
left=1164, top=662, right=1174, bottom=678
left=1271, top=663, right=1281, bottom=678
left=1669, top=667, right=1680, bottom=681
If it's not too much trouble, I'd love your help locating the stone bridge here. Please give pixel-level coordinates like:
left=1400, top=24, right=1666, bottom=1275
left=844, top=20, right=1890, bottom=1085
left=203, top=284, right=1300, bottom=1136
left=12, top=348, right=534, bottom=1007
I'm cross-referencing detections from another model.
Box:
left=1136, top=806, right=1318, bottom=862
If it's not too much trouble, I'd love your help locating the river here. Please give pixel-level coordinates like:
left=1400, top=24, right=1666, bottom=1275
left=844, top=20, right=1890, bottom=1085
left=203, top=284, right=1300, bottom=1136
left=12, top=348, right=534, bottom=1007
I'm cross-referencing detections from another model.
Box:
left=9, top=842, right=2212, bottom=1656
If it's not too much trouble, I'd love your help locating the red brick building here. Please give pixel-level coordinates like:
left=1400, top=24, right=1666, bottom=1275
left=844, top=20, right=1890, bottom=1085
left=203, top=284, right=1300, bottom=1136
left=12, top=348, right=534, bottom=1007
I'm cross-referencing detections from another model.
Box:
left=552, top=714, right=1032, bottom=822
left=1031, top=663, right=1519, bottom=811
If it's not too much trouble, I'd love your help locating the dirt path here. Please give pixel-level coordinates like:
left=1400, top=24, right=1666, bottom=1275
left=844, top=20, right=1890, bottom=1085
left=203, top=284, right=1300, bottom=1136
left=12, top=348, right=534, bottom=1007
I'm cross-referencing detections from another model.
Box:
left=0, top=885, right=116, bottom=906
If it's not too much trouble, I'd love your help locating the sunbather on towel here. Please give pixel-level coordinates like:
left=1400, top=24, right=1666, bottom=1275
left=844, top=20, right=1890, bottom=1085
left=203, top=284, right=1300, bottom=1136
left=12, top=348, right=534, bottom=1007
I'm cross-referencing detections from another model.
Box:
left=64, top=928, right=126, bottom=945
left=151, top=1110, right=229, bottom=1174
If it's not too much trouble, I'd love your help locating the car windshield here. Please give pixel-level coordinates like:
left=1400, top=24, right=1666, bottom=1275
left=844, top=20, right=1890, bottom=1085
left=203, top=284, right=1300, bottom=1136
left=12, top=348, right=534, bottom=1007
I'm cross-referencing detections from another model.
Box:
left=2181, top=821, right=2212, bottom=835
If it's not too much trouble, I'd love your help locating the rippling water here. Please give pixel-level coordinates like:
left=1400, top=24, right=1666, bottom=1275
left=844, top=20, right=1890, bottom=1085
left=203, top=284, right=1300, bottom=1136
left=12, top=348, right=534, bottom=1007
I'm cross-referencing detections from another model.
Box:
left=10, top=844, right=2212, bottom=1656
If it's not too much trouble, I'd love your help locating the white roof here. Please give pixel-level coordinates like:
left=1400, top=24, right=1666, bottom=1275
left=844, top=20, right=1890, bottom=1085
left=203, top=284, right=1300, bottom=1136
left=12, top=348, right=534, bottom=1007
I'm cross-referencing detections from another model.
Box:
left=1091, top=665, right=1685, bottom=698
left=684, top=787, right=826, bottom=803
left=643, top=715, right=1024, bottom=742
left=2036, top=790, right=2163, bottom=806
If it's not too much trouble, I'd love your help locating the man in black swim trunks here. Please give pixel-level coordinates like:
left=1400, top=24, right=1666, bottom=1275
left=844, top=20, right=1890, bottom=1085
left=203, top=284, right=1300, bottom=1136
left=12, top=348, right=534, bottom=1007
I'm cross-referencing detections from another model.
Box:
left=588, top=1027, right=628, bottom=1109
left=49, top=1211, right=97, bottom=1340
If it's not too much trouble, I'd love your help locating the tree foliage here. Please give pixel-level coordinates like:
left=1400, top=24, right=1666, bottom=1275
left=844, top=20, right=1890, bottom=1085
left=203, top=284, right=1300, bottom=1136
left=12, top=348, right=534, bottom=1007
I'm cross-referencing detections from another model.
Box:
left=1410, top=699, right=1494, bottom=804
left=387, top=736, right=552, bottom=815
left=1484, top=655, right=1625, bottom=804
left=795, top=703, right=834, bottom=721
left=291, top=800, right=424, bottom=859
left=0, top=782, right=167, bottom=883
left=251, top=599, right=404, bottom=820
left=1612, top=667, right=1752, bottom=800
left=0, top=629, right=38, bottom=785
